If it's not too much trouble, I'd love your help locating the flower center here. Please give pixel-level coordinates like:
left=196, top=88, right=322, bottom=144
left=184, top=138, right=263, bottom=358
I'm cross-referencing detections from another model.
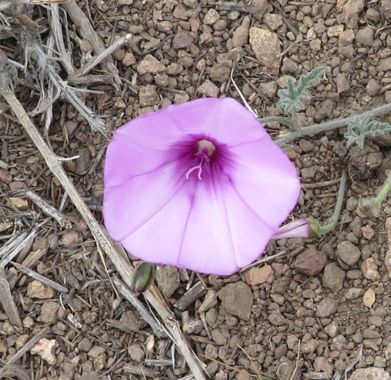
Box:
left=185, top=139, right=216, bottom=181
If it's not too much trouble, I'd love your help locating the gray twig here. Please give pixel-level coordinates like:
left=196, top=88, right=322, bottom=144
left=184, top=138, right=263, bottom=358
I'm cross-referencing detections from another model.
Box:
left=22, top=190, right=71, bottom=228
left=0, top=268, right=22, bottom=326
left=174, top=281, right=207, bottom=311
left=0, top=230, right=36, bottom=268
left=0, top=326, right=50, bottom=377
left=50, top=4, right=74, bottom=75
left=113, top=277, right=166, bottom=338
left=71, top=34, right=131, bottom=79
left=27, top=38, right=106, bottom=133
left=11, top=261, right=68, bottom=293
left=239, top=250, right=288, bottom=273
left=62, top=0, right=121, bottom=87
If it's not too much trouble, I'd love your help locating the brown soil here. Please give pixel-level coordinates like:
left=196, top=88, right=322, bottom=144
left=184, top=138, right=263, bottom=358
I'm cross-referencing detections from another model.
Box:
left=1, top=1, right=391, bottom=379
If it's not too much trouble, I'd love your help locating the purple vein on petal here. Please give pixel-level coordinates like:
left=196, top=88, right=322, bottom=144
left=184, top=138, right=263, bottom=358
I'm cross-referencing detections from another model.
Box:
left=166, top=100, right=217, bottom=139
left=220, top=185, right=240, bottom=271
left=175, top=180, right=198, bottom=267
left=116, top=131, right=179, bottom=152
left=105, top=152, right=188, bottom=192
left=166, top=106, right=188, bottom=135
left=228, top=135, right=265, bottom=148
left=223, top=173, right=276, bottom=232
left=120, top=178, right=189, bottom=243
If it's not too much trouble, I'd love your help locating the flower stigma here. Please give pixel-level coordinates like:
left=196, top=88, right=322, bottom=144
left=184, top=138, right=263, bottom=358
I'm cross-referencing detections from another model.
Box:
left=185, top=139, right=216, bottom=181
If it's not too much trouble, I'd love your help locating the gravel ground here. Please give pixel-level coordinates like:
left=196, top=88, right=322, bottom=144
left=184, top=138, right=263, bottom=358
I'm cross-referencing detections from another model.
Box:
left=1, top=0, right=391, bottom=379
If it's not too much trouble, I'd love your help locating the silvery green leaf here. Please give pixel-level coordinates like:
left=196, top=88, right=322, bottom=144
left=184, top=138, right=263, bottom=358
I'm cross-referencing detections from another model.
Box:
left=277, top=66, right=329, bottom=114
left=344, top=115, right=391, bottom=148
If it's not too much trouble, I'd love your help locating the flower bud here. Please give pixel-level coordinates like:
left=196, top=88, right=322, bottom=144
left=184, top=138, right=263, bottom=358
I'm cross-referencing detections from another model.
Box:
left=131, top=262, right=155, bottom=293
left=272, top=218, right=319, bottom=240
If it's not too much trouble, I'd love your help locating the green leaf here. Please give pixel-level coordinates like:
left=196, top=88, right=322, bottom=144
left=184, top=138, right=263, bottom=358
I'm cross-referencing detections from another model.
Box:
left=344, top=115, right=391, bottom=148
left=277, top=66, right=329, bottom=114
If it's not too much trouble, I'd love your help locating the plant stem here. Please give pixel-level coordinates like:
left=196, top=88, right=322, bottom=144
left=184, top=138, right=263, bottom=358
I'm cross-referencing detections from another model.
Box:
left=290, top=108, right=300, bottom=129
left=375, top=174, right=391, bottom=205
left=261, top=115, right=297, bottom=129
left=357, top=173, right=391, bottom=218
left=275, top=102, right=391, bottom=146
left=318, top=171, right=347, bottom=235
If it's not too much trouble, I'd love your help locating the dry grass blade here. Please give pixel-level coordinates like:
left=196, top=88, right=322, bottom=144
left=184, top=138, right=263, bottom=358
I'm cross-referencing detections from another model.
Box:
left=30, top=40, right=105, bottom=133
left=11, top=261, right=68, bottom=293
left=22, top=190, right=71, bottom=228
left=174, top=281, right=207, bottom=311
left=62, top=0, right=121, bottom=86
left=0, top=364, right=30, bottom=380
left=0, top=268, right=22, bottom=326
left=0, top=229, right=36, bottom=268
left=8, top=248, right=48, bottom=289
left=289, top=339, right=302, bottom=380
left=0, top=78, right=207, bottom=380
left=239, top=250, right=288, bottom=273
left=49, top=4, right=75, bottom=75
left=71, top=33, right=132, bottom=79
left=113, top=276, right=166, bottom=338
left=123, top=364, right=159, bottom=378
left=0, top=232, right=27, bottom=260
left=0, top=326, right=50, bottom=377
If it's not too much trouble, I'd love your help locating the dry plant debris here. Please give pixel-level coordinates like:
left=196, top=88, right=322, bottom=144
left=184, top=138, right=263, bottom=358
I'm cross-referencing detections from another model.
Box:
left=0, top=0, right=391, bottom=379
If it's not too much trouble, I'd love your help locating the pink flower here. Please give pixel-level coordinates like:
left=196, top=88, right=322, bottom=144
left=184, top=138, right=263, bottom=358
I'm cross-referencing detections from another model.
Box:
left=103, top=98, right=300, bottom=275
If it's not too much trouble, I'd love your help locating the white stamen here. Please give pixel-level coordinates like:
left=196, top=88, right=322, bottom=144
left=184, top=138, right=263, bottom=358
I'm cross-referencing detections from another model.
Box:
left=185, top=163, right=203, bottom=180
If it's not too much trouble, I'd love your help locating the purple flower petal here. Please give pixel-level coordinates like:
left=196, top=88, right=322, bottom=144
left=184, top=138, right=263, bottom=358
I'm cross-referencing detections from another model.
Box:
left=103, top=97, right=300, bottom=275
left=228, top=136, right=300, bottom=226
left=104, top=159, right=185, bottom=242
left=271, top=218, right=311, bottom=240
left=167, top=98, right=266, bottom=145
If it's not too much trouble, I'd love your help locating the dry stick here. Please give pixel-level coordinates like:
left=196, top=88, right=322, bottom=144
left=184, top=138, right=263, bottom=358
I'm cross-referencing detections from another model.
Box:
left=8, top=247, right=48, bottom=289
left=30, top=40, right=106, bottom=133
left=22, top=190, right=71, bottom=228
left=0, top=364, right=30, bottom=380
left=0, top=233, right=27, bottom=260
left=0, top=230, right=37, bottom=268
left=71, top=34, right=132, bottom=79
left=0, top=326, right=50, bottom=377
left=0, top=83, right=207, bottom=380
left=174, top=281, right=207, bottom=311
left=62, top=0, right=121, bottom=86
left=50, top=4, right=75, bottom=75
left=123, top=365, right=159, bottom=378
left=69, top=74, right=114, bottom=86
left=0, top=268, right=22, bottom=326
left=239, top=250, right=288, bottom=273
left=289, top=339, right=302, bottom=380
left=113, top=276, right=166, bottom=338
left=11, top=261, right=68, bottom=293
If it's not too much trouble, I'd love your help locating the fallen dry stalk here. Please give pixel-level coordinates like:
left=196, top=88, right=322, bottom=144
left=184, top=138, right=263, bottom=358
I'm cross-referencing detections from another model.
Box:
left=23, top=190, right=71, bottom=228
left=62, top=0, right=121, bottom=86
left=113, top=276, right=166, bottom=338
left=0, top=77, right=207, bottom=380
left=0, top=268, right=22, bottom=327
left=70, top=33, right=132, bottom=79
left=0, top=326, right=50, bottom=377
left=11, top=261, right=69, bottom=293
